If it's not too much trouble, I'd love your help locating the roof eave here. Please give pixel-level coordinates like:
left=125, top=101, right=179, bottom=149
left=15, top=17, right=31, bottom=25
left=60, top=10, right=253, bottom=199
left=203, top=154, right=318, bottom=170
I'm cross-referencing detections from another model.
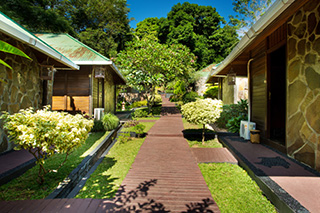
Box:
left=0, top=16, right=79, bottom=70
left=209, top=0, right=294, bottom=78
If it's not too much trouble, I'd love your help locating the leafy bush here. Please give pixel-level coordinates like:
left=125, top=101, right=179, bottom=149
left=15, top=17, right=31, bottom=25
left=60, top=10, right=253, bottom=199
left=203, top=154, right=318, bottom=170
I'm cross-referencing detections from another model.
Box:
left=102, top=113, right=120, bottom=131
left=152, top=95, right=162, bottom=105
left=91, top=120, right=105, bottom=132
left=1, top=106, right=93, bottom=184
left=169, top=94, right=181, bottom=102
left=123, top=120, right=139, bottom=128
left=181, top=99, right=223, bottom=144
left=182, top=91, right=200, bottom=104
left=226, top=115, right=247, bottom=133
left=133, top=123, right=145, bottom=135
left=216, top=99, right=248, bottom=129
left=174, top=80, right=186, bottom=97
left=132, top=108, right=149, bottom=118
left=204, top=86, right=218, bottom=99
left=131, top=100, right=148, bottom=108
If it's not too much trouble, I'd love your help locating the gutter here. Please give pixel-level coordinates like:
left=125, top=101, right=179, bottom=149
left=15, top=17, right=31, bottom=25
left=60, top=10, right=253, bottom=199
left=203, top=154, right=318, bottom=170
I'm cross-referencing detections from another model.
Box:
left=210, top=0, right=294, bottom=77
left=0, top=14, right=79, bottom=70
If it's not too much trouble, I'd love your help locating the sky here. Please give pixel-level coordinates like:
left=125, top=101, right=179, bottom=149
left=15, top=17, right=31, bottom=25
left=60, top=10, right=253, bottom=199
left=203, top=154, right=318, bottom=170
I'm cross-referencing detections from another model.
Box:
left=127, top=0, right=237, bottom=29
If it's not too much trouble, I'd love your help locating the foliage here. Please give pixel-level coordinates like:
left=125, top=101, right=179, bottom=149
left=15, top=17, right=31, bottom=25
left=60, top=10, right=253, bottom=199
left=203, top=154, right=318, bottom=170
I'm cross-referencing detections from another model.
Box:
left=123, top=120, right=139, bottom=128
left=135, top=17, right=160, bottom=40
left=216, top=99, right=248, bottom=129
left=0, top=132, right=105, bottom=200
left=181, top=99, right=223, bottom=144
left=173, top=80, right=187, bottom=97
left=115, top=37, right=196, bottom=113
left=226, top=114, right=247, bottom=133
left=188, top=138, right=223, bottom=148
left=102, top=113, right=120, bottom=131
left=132, top=108, right=148, bottom=118
left=133, top=123, right=145, bottom=135
left=199, top=163, right=276, bottom=212
left=182, top=91, right=200, bottom=104
left=150, top=95, right=162, bottom=105
left=155, top=2, right=239, bottom=69
left=0, top=0, right=75, bottom=35
left=204, top=86, right=219, bottom=99
left=0, top=106, right=93, bottom=184
left=91, top=120, right=105, bottom=132
left=230, top=0, right=273, bottom=33
left=0, top=40, right=32, bottom=70
left=131, top=100, right=148, bottom=108
left=0, top=0, right=132, bottom=57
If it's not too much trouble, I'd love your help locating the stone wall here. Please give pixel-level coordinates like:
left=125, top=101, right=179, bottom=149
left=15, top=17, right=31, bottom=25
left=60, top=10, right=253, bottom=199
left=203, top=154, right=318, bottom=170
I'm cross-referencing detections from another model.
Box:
left=0, top=33, right=53, bottom=153
left=286, top=0, right=320, bottom=171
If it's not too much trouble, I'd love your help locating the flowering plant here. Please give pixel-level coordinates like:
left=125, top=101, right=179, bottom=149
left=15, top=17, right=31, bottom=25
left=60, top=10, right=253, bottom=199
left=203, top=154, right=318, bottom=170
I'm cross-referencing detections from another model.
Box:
left=1, top=106, right=93, bottom=184
left=181, top=98, right=223, bottom=144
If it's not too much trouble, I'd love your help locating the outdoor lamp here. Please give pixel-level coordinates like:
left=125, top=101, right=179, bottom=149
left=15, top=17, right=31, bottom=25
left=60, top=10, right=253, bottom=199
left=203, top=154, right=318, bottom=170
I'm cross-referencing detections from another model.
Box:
left=94, top=66, right=106, bottom=78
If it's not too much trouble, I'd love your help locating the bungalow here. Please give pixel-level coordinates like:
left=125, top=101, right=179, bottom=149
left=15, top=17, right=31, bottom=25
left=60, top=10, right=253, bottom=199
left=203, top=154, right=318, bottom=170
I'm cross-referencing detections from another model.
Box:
left=35, top=33, right=126, bottom=116
left=208, top=0, right=320, bottom=171
left=0, top=12, right=79, bottom=153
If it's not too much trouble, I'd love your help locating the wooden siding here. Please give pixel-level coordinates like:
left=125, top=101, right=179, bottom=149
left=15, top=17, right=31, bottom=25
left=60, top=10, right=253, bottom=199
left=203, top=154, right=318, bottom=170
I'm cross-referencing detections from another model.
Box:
left=52, top=96, right=90, bottom=113
left=268, top=23, right=287, bottom=50
left=251, top=41, right=267, bottom=138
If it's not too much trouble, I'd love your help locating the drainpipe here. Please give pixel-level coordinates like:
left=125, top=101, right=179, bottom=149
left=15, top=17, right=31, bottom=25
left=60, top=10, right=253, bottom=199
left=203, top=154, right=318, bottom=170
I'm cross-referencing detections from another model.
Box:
left=247, top=59, right=254, bottom=123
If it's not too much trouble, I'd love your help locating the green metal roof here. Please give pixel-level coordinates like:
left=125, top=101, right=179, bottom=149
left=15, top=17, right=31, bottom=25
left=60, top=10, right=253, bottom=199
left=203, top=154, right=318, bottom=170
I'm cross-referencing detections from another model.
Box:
left=35, top=33, right=111, bottom=64
left=0, top=12, right=79, bottom=70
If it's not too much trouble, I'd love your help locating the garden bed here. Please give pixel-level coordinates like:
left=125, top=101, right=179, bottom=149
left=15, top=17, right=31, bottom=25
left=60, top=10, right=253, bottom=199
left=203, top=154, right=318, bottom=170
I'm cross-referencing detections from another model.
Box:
left=0, top=131, right=108, bottom=201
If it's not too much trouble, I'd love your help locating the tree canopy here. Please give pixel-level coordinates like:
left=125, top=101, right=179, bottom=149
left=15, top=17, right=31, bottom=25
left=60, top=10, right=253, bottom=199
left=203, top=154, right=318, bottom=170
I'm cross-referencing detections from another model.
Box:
left=134, top=2, right=239, bottom=70
left=0, top=0, right=132, bottom=57
left=115, top=37, right=197, bottom=111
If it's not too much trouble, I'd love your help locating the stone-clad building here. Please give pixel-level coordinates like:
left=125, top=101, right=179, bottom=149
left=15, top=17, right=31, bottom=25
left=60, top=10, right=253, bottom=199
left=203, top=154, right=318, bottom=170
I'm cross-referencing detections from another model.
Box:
left=208, top=0, right=320, bottom=171
left=0, top=12, right=79, bottom=153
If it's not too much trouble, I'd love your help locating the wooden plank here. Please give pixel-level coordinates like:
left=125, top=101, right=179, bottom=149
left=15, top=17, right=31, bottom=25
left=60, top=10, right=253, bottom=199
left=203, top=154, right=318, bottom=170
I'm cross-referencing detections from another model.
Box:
left=85, top=199, right=102, bottom=213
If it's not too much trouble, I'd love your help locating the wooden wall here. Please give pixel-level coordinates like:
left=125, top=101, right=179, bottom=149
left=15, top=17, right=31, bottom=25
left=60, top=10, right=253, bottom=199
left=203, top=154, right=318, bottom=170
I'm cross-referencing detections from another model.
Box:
left=52, top=66, right=91, bottom=113
left=250, top=40, right=267, bottom=138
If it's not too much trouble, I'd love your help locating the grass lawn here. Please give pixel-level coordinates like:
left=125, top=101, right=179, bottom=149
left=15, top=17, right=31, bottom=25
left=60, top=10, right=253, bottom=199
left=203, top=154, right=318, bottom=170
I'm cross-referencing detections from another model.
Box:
left=199, top=163, right=276, bottom=213
left=188, top=138, right=223, bottom=148
left=0, top=131, right=107, bottom=201
left=121, top=121, right=155, bottom=133
left=76, top=121, right=156, bottom=199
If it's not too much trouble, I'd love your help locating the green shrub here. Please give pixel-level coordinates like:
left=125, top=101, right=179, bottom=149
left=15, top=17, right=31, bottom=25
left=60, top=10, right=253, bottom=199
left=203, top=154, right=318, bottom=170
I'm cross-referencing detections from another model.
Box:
left=131, top=100, right=148, bottom=108
left=182, top=91, right=200, bottom=104
left=181, top=99, right=223, bottom=143
left=153, top=95, right=162, bottom=105
left=204, top=86, right=219, bottom=99
left=216, top=99, right=248, bottom=129
left=132, top=108, right=149, bottom=118
left=91, top=120, right=105, bottom=132
left=123, top=120, right=139, bottom=128
left=169, top=94, right=180, bottom=102
left=0, top=106, right=93, bottom=184
left=133, top=123, right=145, bottom=135
left=226, top=114, right=247, bottom=133
left=102, top=113, right=120, bottom=131
left=174, top=80, right=186, bottom=97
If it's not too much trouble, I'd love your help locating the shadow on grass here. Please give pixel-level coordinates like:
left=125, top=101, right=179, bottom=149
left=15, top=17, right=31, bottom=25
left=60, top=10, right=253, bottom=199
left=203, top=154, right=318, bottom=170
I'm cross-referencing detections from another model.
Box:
left=183, top=129, right=216, bottom=141
left=100, top=179, right=218, bottom=212
left=76, top=157, right=119, bottom=199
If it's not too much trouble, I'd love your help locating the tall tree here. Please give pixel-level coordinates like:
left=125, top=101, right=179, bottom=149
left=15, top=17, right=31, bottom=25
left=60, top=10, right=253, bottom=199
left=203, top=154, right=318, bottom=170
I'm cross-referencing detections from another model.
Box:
left=152, top=2, right=239, bottom=69
left=230, top=0, right=273, bottom=32
left=134, top=17, right=160, bottom=40
left=115, top=37, right=197, bottom=112
left=0, top=0, right=75, bottom=35
left=0, top=0, right=133, bottom=57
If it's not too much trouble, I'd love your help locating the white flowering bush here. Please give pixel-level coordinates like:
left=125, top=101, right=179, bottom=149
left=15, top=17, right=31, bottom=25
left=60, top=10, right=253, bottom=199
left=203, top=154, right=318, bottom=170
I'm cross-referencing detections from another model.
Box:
left=181, top=98, right=223, bottom=144
left=1, top=106, right=93, bottom=184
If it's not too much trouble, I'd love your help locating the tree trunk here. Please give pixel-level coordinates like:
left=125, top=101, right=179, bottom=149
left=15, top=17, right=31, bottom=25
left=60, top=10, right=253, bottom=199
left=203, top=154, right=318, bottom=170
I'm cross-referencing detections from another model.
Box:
left=202, top=124, right=205, bottom=145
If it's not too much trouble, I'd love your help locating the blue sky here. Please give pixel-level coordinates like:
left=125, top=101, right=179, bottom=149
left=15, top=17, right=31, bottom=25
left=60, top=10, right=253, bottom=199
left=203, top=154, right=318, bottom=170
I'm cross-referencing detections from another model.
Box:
left=127, top=0, right=237, bottom=29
